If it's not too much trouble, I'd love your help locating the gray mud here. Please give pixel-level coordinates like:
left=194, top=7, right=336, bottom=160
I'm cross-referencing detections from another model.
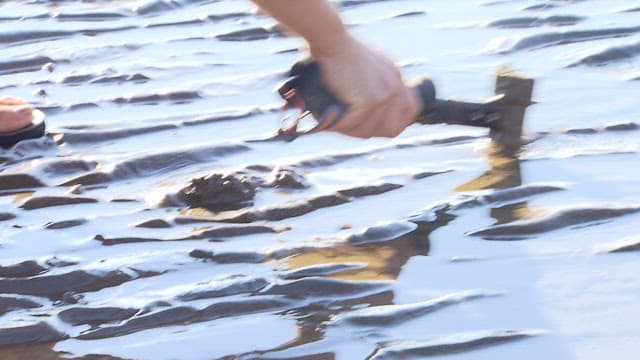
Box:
left=1, top=0, right=639, bottom=359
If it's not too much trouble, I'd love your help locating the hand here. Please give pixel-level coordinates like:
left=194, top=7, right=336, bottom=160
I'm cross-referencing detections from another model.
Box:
left=0, top=96, right=34, bottom=133
left=311, top=34, right=421, bottom=138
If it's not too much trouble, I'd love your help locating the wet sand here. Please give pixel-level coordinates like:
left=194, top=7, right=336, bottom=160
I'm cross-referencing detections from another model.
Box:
left=1, top=0, right=640, bottom=359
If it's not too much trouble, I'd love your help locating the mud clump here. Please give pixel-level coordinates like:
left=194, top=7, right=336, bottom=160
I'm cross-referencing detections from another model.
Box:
left=266, top=167, right=308, bottom=189
left=170, top=173, right=257, bottom=211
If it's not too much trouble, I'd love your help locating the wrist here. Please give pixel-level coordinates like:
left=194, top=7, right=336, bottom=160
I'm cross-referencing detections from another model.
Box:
left=308, top=24, right=355, bottom=59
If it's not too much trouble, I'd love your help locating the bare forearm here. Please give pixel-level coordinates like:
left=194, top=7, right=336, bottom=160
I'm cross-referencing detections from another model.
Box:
left=251, top=0, right=351, bottom=56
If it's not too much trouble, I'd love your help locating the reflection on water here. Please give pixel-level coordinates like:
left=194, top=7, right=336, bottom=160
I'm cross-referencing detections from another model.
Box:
left=274, top=139, right=520, bottom=356
left=456, top=141, right=532, bottom=226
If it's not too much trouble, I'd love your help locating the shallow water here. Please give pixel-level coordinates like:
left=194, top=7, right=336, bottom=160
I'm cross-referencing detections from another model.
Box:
left=1, top=0, right=640, bottom=359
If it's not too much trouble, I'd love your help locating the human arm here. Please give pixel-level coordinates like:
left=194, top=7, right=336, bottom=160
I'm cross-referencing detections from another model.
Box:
left=251, top=0, right=420, bottom=138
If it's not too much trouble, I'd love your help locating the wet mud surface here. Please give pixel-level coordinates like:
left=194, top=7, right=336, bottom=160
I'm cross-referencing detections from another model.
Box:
left=1, top=0, right=640, bottom=359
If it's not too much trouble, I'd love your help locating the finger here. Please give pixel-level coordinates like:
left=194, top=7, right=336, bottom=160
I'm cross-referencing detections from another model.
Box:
left=370, top=89, right=421, bottom=137
left=0, top=96, right=26, bottom=105
left=326, top=105, right=376, bottom=136
left=343, top=101, right=394, bottom=138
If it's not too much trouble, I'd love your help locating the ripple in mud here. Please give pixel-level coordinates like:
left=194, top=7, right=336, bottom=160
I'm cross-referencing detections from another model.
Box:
left=188, top=249, right=268, bottom=264
left=368, top=329, right=541, bottom=359
left=62, top=124, right=178, bottom=144
left=60, top=72, right=150, bottom=86
left=569, top=41, right=640, bottom=67
left=58, top=307, right=138, bottom=327
left=0, top=55, right=55, bottom=76
left=0, top=296, right=42, bottom=316
left=339, top=0, right=393, bottom=8
left=524, top=3, right=558, bottom=11
left=0, top=260, right=47, bottom=278
left=604, top=122, right=639, bottom=132
left=0, top=322, right=66, bottom=347
left=607, top=240, right=640, bottom=253
left=45, top=218, right=87, bottom=229
left=177, top=277, right=269, bottom=301
left=488, top=15, right=585, bottom=28
left=20, top=196, right=98, bottom=210
left=135, top=219, right=172, bottom=228
left=0, top=31, right=70, bottom=45
left=77, top=297, right=291, bottom=340
left=280, top=263, right=366, bottom=280
left=216, top=27, right=281, bottom=41
left=333, top=290, right=498, bottom=327
left=347, top=222, right=418, bottom=245
left=453, top=184, right=565, bottom=210
left=54, top=11, right=129, bottom=22
left=61, top=145, right=249, bottom=186
left=339, top=183, right=403, bottom=198
left=96, top=224, right=274, bottom=245
left=37, top=159, right=98, bottom=175
left=0, top=173, right=45, bottom=191
left=0, top=212, right=16, bottom=221
left=264, top=277, right=389, bottom=299
left=497, top=25, right=640, bottom=53
left=185, top=181, right=405, bottom=224
left=0, top=269, right=157, bottom=300
left=180, top=192, right=351, bottom=224
left=469, top=206, right=640, bottom=239
left=112, top=90, right=201, bottom=105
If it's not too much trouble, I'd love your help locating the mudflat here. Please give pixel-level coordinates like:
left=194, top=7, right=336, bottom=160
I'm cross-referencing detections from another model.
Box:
left=1, top=0, right=639, bottom=359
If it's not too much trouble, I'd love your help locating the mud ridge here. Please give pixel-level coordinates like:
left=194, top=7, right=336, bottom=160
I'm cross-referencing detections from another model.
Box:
left=112, top=90, right=201, bottom=105
left=453, top=184, right=565, bottom=210
left=264, top=277, right=390, bottom=299
left=0, top=260, right=47, bottom=278
left=0, top=269, right=158, bottom=300
left=20, top=196, right=98, bottom=210
left=280, top=263, right=367, bottom=280
left=58, top=307, right=139, bottom=326
left=607, top=240, right=640, bottom=253
left=95, top=225, right=275, bottom=245
left=368, top=329, right=540, bottom=359
left=0, top=322, right=66, bottom=347
left=347, top=222, right=418, bottom=245
left=61, top=124, right=178, bottom=144
left=77, top=297, right=291, bottom=340
left=488, top=15, right=584, bottom=29
left=469, top=206, right=640, bottom=239
left=216, top=27, right=281, bottom=42
left=53, top=11, right=130, bottom=22
left=339, top=0, right=393, bottom=8
left=61, top=145, right=249, bottom=186
left=188, top=249, right=268, bottom=263
left=569, top=41, right=640, bottom=67
left=0, top=31, right=71, bottom=45
left=500, top=26, right=640, bottom=53
left=46, top=218, right=87, bottom=229
left=334, top=290, right=498, bottom=327
left=177, top=277, right=269, bottom=301
left=0, top=296, right=42, bottom=316
left=0, top=55, right=55, bottom=76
